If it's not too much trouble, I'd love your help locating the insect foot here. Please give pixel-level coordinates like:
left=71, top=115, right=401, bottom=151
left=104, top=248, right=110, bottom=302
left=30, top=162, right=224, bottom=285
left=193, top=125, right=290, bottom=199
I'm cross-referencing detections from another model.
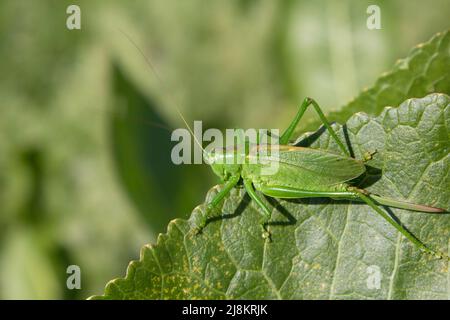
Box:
left=259, top=220, right=272, bottom=242
left=346, top=186, right=370, bottom=195
left=422, top=248, right=450, bottom=262
left=187, top=220, right=204, bottom=236
left=192, top=225, right=204, bottom=236
left=192, top=216, right=207, bottom=236
left=262, top=231, right=272, bottom=242
left=363, top=150, right=377, bottom=162
left=190, top=205, right=210, bottom=236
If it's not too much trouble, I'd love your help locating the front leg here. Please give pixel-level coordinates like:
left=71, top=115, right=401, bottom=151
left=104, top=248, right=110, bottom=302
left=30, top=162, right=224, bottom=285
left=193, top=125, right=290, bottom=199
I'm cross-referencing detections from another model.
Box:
left=194, top=175, right=240, bottom=234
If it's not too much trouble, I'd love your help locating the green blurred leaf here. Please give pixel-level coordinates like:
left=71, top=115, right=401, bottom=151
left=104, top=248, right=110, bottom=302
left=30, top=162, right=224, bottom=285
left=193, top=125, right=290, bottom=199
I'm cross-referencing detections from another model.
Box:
left=303, top=30, right=450, bottom=133
left=110, top=64, right=215, bottom=233
left=111, top=64, right=179, bottom=232
left=0, top=228, right=61, bottom=299
left=93, top=93, right=449, bottom=300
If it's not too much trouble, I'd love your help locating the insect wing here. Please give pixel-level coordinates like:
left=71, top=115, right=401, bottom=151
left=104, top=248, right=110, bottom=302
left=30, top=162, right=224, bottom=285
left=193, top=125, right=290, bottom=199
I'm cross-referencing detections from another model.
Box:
left=248, top=145, right=365, bottom=189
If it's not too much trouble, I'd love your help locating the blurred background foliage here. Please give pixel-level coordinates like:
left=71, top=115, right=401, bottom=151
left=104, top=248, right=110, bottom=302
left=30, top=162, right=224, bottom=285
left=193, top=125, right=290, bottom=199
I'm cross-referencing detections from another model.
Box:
left=0, top=0, right=448, bottom=299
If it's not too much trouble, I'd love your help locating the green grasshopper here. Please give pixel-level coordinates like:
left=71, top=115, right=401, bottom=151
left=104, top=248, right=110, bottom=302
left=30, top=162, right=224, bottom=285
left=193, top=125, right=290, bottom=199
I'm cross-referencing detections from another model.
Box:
left=120, top=30, right=447, bottom=260
left=193, top=97, right=447, bottom=260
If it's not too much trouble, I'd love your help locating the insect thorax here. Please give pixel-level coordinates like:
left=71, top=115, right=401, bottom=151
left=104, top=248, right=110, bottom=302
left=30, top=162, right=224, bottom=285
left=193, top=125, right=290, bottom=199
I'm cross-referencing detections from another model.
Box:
left=206, top=149, right=243, bottom=181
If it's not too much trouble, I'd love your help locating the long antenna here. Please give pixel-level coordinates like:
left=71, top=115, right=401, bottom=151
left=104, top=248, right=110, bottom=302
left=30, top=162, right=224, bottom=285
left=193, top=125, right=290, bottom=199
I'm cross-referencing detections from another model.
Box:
left=118, top=28, right=205, bottom=152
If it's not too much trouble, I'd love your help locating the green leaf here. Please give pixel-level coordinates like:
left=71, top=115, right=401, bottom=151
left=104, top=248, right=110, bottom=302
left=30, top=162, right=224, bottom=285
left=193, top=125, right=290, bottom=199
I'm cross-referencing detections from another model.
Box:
left=93, top=93, right=449, bottom=300
left=303, top=30, right=450, bottom=133
left=111, top=63, right=182, bottom=232
left=110, top=63, right=217, bottom=234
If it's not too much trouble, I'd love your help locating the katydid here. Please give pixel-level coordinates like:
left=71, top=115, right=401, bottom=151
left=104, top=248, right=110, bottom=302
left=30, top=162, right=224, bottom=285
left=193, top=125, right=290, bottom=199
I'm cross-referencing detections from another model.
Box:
left=120, top=31, right=447, bottom=260
left=194, top=97, right=447, bottom=260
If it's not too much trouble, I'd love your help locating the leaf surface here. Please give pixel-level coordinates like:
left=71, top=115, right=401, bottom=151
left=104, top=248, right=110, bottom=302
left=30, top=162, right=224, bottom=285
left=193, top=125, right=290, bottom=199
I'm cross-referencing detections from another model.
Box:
left=93, top=93, right=450, bottom=300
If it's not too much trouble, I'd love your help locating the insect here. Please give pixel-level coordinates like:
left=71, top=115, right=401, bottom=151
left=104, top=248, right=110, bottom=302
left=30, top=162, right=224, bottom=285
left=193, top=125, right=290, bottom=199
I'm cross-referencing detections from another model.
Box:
left=121, top=30, right=447, bottom=260
left=193, top=97, right=447, bottom=260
